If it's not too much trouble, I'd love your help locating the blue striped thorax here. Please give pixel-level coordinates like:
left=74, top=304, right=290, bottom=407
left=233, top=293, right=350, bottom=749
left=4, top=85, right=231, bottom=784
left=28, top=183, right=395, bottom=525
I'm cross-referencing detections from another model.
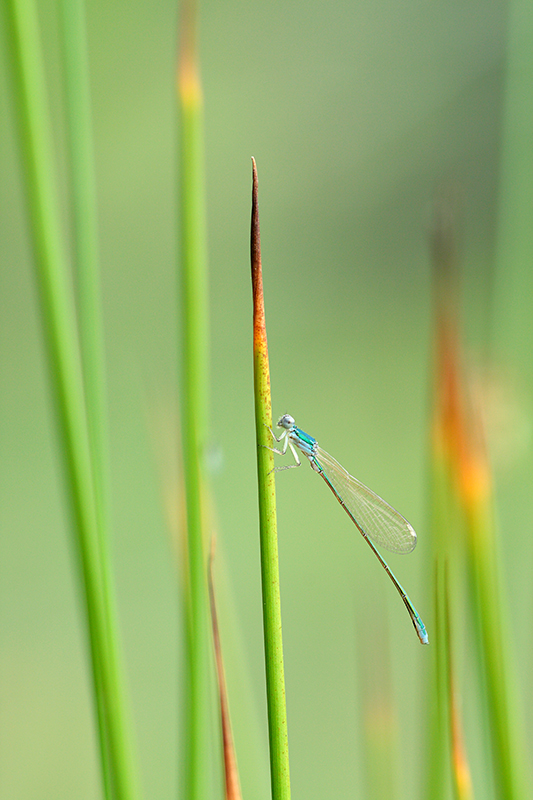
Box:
left=291, top=426, right=317, bottom=458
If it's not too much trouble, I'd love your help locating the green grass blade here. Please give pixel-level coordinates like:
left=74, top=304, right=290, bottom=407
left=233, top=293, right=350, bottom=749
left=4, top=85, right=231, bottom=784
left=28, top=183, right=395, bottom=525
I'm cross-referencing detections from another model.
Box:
left=177, top=2, right=211, bottom=797
left=427, top=203, right=530, bottom=800
left=443, top=564, right=474, bottom=800
left=489, top=4, right=533, bottom=794
left=208, top=543, right=243, bottom=800
left=250, top=158, right=291, bottom=800
left=4, top=1, right=140, bottom=797
left=424, top=207, right=469, bottom=800
left=59, top=0, right=108, bottom=473
left=459, top=425, right=530, bottom=800
left=58, top=0, right=141, bottom=797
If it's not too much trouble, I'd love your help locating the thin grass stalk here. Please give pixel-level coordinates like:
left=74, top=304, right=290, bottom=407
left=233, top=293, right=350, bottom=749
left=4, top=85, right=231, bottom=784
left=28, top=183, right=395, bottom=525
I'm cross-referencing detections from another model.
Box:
left=4, top=2, right=139, bottom=798
left=59, top=0, right=111, bottom=502
left=208, top=542, right=243, bottom=800
left=443, top=564, right=474, bottom=800
left=177, top=1, right=211, bottom=797
left=432, top=214, right=528, bottom=798
left=58, top=0, right=111, bottom=793
left=424, top=205, right=467, bottom=800
left=426, top=424, right=473, bottom=800
left=489, top=4, right=533, bottom=793
left=59, top=1, right=140, bottom=797
left=250, top=158, right=291, bottom=800
left=457, top=403, right=529, bottom=800
left=428, top=202, right=530, bottom=799
left=424, top=545, right=452, bottom=800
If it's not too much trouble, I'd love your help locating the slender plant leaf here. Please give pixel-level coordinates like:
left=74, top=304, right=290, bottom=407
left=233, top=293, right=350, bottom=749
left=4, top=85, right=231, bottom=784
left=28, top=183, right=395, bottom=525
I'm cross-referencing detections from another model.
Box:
left=209, top=539, right=243, bottom=800
left=426, top=199, right=530, bottom=800
left=443, top=564, right=474, bottom=800
left=4, top=1, right=140, bottom=798
left=457, top=389, right=529, bottom=800
left=177, top=1, right=211, bottom=797
left=424, top=202, right=470, bottom=800
left=250, top=158, right=291, bottom=800
left=58, top=1, right=142, bottom=797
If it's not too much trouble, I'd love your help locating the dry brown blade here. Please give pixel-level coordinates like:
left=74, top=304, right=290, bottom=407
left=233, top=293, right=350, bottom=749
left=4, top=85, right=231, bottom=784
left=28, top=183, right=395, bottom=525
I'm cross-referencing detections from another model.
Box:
left=208, top=539, right=242, bottom=800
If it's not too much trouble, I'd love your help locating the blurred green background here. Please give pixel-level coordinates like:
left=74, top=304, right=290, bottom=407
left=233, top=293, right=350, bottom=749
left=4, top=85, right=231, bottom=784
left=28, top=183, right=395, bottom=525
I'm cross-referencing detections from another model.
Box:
left=2, top=0, right=532, bottom=798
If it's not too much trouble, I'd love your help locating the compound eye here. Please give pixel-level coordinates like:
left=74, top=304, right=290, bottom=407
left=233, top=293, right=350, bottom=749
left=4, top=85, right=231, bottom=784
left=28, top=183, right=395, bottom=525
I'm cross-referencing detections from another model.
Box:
left=277, top=414, right=294, bottom=429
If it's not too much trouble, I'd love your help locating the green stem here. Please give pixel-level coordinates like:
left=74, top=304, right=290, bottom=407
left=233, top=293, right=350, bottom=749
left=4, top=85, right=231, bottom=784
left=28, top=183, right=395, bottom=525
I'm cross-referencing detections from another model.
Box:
left=467, top=504, right=529, bottom=800
left=177, top=2, right=211, bottom=797
left=59, top=0, right=140, bottom=797
left=5, top=1, right=139, bottom=797
left=250, top=158, right=291, bottom=800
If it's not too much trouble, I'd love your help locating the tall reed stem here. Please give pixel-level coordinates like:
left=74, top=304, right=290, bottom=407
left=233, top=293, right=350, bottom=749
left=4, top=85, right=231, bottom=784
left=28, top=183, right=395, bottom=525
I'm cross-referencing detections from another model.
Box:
left=251, top=159, right=291, bottom=800
left=5, top=0, right=140, bottom=797
left=177, top=1, right=211, bottom=797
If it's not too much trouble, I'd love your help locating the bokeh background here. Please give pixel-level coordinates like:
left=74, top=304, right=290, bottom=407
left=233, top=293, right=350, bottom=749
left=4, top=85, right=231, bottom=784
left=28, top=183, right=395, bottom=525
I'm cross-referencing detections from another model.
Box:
left=2, top=1, right=531, bottom=798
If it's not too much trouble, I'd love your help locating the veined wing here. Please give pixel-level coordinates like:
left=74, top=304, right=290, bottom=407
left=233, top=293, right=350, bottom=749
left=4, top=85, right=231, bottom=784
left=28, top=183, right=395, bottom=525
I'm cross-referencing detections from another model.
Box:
left=316, top=446, right=417, bottom=554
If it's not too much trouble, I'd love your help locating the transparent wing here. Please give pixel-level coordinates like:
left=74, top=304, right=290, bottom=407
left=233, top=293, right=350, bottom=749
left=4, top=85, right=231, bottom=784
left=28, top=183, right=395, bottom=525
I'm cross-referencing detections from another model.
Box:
left=316, top=446, right=417, bottom=554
